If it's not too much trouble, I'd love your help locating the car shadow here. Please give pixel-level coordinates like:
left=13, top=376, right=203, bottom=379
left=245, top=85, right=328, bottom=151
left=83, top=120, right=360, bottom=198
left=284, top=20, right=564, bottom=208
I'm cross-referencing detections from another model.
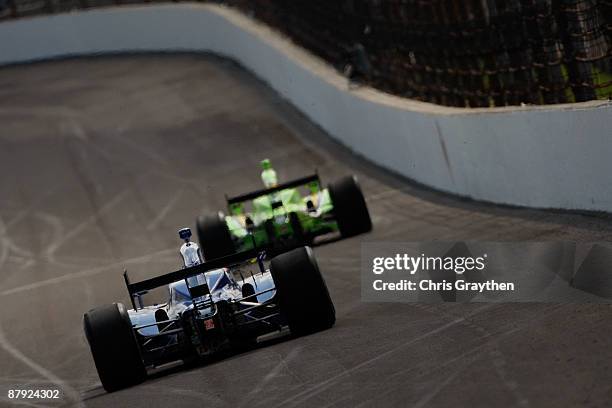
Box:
left=81, top=327, right=301, bottom=401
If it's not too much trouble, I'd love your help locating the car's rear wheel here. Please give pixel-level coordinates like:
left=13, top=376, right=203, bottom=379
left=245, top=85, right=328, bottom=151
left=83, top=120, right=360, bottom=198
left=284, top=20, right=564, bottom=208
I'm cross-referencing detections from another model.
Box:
left=328, top=175, right=372, bottom=237
left=197, top=212, right=235, bottom=260
left=270, top=246, right=335, bottom=335
left=83, top=303, right=146, bottom=392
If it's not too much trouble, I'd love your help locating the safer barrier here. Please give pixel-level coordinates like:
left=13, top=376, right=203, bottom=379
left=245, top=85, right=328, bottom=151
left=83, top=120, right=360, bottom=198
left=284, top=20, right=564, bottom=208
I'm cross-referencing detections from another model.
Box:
left=0, top=4, right=611, bottom=212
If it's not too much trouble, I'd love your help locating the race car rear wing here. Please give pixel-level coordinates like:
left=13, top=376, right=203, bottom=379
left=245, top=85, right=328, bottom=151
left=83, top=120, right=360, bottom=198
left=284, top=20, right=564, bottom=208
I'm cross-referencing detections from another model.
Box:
left=124, top=248, right=266, bottom=310
left=225, top=173, right=320, bottom=206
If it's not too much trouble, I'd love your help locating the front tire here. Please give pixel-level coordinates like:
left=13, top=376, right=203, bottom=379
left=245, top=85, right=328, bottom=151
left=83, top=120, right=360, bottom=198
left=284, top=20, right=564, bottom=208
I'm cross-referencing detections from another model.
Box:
left=83, top=303, right=146, bottom=392
left=328, top=175, right=372, bottom=237
left=196, top=212, right=235, bottom=260
left=270, top=246, right=335, bottom=335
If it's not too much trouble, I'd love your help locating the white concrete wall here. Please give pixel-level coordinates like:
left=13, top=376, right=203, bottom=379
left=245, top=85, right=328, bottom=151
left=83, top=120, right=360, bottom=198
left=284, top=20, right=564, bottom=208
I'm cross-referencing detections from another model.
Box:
left=1, top=4, right=611, bottom=211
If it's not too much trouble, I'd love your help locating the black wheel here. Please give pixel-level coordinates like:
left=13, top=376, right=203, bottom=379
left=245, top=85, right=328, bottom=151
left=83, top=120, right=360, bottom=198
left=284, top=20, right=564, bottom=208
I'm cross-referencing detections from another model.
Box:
left=328, top=175, right=372, bottom=237
left=196, top=212, right=235, bottom=260
left=270, top=246, right=335, bottom=335
left=83, top=303, right=146, bottom=392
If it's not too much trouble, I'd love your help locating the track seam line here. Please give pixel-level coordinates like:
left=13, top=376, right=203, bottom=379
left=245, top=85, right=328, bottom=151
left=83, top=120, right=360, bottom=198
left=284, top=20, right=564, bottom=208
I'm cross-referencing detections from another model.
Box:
left=271, top=304, right=495, bottom=408
left=0, top=248, right=176, bottom=296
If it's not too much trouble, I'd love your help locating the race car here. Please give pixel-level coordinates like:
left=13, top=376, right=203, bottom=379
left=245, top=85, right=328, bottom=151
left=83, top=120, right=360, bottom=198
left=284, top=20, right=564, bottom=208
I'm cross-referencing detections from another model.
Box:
left=83, top=228, right=335, bottom=392
left=196, top=159, right=372, bottom=260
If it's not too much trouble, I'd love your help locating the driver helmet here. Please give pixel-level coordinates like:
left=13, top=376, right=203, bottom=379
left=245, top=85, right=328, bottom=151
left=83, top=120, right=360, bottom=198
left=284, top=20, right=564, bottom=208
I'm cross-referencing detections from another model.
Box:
left=179, top=227, right=192, bottom=241
left=260, top=158, right=278, bottom=188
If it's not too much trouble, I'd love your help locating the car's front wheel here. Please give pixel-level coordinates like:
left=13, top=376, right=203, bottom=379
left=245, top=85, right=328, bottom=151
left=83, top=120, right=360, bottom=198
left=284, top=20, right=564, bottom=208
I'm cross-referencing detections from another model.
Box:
left=83, top=303, right=146, bottom=392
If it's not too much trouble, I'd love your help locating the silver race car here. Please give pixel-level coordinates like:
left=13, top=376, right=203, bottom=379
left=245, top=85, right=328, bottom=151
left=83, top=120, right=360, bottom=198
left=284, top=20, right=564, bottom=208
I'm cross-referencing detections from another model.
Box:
left=83, top=228, right=335, bottom=392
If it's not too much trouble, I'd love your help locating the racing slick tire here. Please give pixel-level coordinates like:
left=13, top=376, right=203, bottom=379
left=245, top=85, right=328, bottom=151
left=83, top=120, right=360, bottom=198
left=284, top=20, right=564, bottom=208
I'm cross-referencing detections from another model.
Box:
left=197, top=212, right=235, bottom=260
left=328, top=175, right=372, bottom=237
left=270, top=246, right=335, bottom=335
left=83, top=303, right=146, bottom=392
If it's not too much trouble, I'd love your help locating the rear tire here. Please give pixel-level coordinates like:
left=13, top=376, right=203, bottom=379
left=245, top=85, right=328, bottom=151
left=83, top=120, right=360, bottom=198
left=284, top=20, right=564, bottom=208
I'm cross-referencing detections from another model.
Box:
left=197, top=212, right=235, bottom=260
left=83, top=303, right=146, bottom=392
left=270, top=247, right=335, bottom=335
left=328, top=175, right=372, bottom=237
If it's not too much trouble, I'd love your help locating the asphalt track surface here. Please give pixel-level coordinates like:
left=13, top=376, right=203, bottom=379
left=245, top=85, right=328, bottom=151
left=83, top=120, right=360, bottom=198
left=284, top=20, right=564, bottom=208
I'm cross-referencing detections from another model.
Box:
left=1, top=55, right=612, bottom=408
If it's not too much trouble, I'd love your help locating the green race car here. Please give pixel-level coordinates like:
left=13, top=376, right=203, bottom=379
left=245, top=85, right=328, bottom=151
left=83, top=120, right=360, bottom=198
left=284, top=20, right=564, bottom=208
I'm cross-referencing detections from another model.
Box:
left=196, top=162, right=371, bottom=260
